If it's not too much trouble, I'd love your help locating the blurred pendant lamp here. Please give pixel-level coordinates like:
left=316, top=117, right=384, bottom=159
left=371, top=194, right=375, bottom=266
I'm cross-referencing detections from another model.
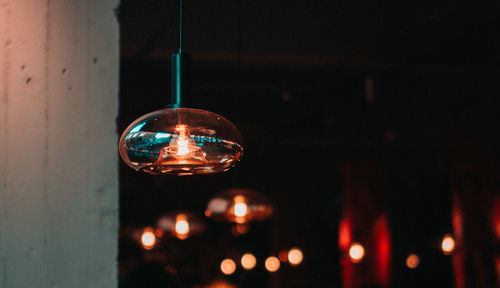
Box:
left=119, top=0, right=244, bottom=176
left=157, top=211, right=205, bottom=240
left=206, top=188, right=273, bottom=224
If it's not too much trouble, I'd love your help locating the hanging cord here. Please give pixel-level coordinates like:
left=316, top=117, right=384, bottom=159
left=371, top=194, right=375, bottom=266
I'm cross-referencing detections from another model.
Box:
left=179, top=0, right=183, bottom=53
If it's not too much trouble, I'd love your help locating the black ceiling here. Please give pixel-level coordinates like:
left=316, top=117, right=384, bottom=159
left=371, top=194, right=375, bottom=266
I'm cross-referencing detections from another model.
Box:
left=119, top=0, right=500, bottom=70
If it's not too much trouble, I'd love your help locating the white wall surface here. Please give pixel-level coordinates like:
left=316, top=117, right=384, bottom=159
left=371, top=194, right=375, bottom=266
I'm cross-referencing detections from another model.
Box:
left=0, top=0, right=119, bottom=287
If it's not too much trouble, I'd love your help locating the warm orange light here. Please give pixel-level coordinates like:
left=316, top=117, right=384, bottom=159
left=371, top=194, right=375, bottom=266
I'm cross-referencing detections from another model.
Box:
left=220, top=258, right=237, bottom=275
left=119, top=108, right=244, bottom=176
left=141, top=228, right=156, bottom=250
left=288, top=247, right=303, bottom=266
left=265, top=256, right=280, bottom=272
left=349, top=243, right=365, bottom=263
left=406, top=254, right=420, bottom=269
left=232, top=223, right=250, bottom=237
left=174, top=125, right=190, bottom=156
left=241, top=253, right=257, bottom=270
left=205, top=280, right=237, bottom=288
left=441, top=234, right=455, bottom=255
left=233, top=195, right=248, bottom=222
left=206, top=188, right=273, bottom=223
left=234, top=203, right=248, bottom=217
left=175, top=214, right=190, bottom=239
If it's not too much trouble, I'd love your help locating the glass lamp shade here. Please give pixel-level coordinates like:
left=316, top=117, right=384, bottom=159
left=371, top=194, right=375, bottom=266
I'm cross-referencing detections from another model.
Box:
left=119, top=108, right=244, bottom=176
left=156, top=211, right=205, bottom=240
left=206, top=188, right=273, bottom=223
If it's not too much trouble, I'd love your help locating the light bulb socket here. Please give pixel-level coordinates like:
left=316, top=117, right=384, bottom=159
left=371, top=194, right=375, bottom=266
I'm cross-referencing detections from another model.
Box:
left=169, top=52, right=191, bottom=108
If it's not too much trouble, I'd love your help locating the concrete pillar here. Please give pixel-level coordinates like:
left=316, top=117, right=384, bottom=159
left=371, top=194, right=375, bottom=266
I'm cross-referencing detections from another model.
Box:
left=0, top=0, right=119, bottom=287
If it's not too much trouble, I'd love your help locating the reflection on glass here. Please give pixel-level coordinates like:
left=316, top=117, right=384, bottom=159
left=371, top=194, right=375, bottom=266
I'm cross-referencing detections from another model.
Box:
left=231, top=223, right=250, bottom=237
left=119, top=108, right=244, bottom=176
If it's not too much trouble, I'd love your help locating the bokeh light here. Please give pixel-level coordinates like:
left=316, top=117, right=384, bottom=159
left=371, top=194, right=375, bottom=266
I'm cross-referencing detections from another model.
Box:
left=205, top=279, right=237, bottom=288
left=233, top=195, right=248, bottom=217
left=220, top=259, right=237, bottom=275
left=141, top=227, right=156, bottom=250
left=265, top=256, right=281, bottom=272
left=278, top=250, right=289, bottom=262
left=288, top=247, right=303, bottom=266
left=175, top=214, right=190, bottom=239
left=206, top=188, right=273, bottom=223
left=349, top=243, right=365, bottom=263
left=241, top=253, right=257, bottom=270
left=154, top=228, right=164, bottom=238
left=441, top=234, right=455, bottom=255
left=231, top=223, right=250, bottom=237
left=157, top=211, right=205, bottom=240
left=406, top=254, right=420, bottom=269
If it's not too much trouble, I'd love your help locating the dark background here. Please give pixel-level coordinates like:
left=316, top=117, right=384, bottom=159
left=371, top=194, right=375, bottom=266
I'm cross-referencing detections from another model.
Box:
left=117, top=1, right=500, bottom=287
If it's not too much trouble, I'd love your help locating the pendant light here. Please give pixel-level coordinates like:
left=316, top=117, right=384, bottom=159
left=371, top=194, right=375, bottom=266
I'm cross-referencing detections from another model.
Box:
left=119, top=0, right=244, bottom=176
left=205, top=188, right=273, bottom=224
left=156, top=211, right=205, bottom=240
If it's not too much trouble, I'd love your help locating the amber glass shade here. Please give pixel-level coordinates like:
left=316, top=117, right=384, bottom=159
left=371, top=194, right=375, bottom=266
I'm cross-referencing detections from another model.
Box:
left=156, top=211, right=205, bottom=240
left=119, top=108, right=244, bottom=176
left=206, top=188, right=273, bottom=223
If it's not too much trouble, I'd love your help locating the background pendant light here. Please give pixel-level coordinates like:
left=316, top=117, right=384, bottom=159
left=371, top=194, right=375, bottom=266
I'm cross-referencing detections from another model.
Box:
left=119, top=0, right=244, bottom=176
left=156, top=211, right=206, bottom=240
left=205, top=188, right=274, bottom=223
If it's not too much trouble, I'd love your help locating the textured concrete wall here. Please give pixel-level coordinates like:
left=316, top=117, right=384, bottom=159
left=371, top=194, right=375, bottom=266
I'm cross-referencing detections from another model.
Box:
left=0, top=0, right=119, bottom=287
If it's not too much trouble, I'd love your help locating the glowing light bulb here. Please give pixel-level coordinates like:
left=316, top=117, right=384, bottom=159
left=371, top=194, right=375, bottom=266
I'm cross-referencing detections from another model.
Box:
left=141, top=228, right=156, bottom=250
left=406, top=254, right=420, bottom=269
left=241, top=253, right=257, bottom=270
left=233, top=195, right=248, bottom=217
left=234, top=203, right=248, bottom=217
left=349, top=243, right=365, bottom=263
left=206, top=188, right=273, bottom=223
left=288, top=248, right=303, bottom=266
left=156, top=124, right=207, bottom=165
left=220, top=258, right=236, bottom=275
left=174, top=214, right=190, bottom=239
left=175, top=125, right=190, bottom=156
left=441, top=234, right=455, bottom=255
left=120, top=109, right=243, bottom=176
left=265, top=256, right=280, bottom=272
left=175, top=219, right=189, bottom=234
